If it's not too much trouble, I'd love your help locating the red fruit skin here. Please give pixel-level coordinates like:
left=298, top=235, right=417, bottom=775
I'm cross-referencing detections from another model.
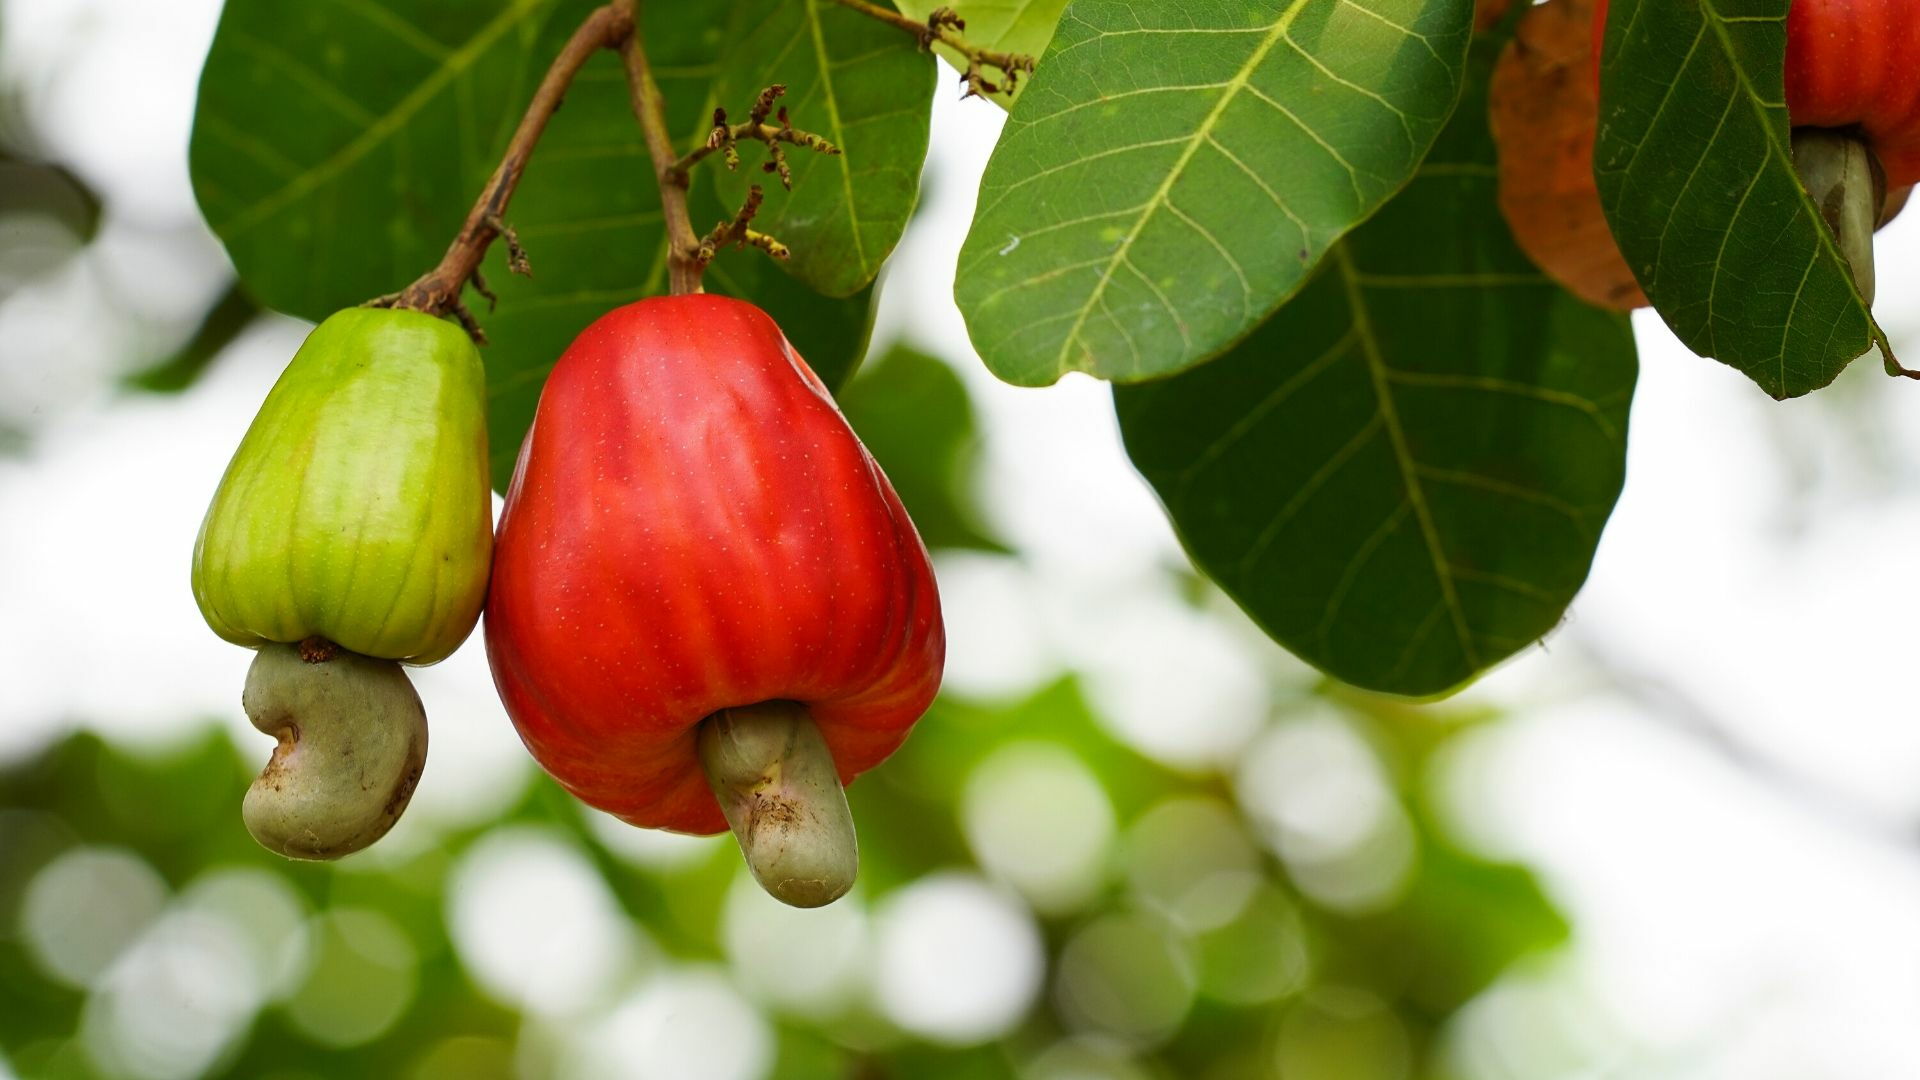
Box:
left=1783, top=0, right=1920, bottom=185
left=484, top=295, right=944, bottom=835
left=1594, top=0, right=1920, bottom=185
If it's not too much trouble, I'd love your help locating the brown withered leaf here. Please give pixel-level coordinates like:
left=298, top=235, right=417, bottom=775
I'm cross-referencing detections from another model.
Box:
left=1475, top=0, right=1516, bottom=32
left=1489, top=0, right=1647, bottom=311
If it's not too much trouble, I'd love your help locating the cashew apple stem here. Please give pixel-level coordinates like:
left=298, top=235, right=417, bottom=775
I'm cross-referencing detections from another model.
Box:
left=368, top=3, right=635, bottom=340
left=699, top=702, right=859, bottom=908
left=1792, top=128, right=1884, bottom=305
left=615, top=6, right=705, bottom=297
left=370, top=0, right=827, bottom=309
left=242, top=642, right=428, bottom=861
left=617, top=19, right=831, bottom=294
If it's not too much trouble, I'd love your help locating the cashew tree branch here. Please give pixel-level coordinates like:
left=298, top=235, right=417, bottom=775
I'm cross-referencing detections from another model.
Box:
left=371, top=2, right=635, bottom=338
left=616, top=0, right=706, bottom=295
left=828, top=0, right=1036, bottom=98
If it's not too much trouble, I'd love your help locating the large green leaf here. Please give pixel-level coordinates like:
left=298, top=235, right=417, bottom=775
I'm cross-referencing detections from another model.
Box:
left=892, top=0, right=1072, bottom=107
left=1114, top=36, right=1637, bottom=697
left=955, top=0, right=1473, bottom=387
left=189, top=0, right=877, bottom=489
left=1593, top=0, right=1891, bottom=399
left=713, top=0, right=935, bottom=297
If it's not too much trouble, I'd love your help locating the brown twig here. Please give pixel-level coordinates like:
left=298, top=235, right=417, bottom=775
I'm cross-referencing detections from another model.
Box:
left=377, top=0, right=824, bottom=309
left=367, top=2, right=632, bottom=340
left=620, top=48, right=827, bottom=289
left=671, top=85, right=841, bottom=190
left=828, top=0, right=1037, bottom=99
left=695, top=184, right=791, bottom=266
left=614, top=1, right=705, bottom=295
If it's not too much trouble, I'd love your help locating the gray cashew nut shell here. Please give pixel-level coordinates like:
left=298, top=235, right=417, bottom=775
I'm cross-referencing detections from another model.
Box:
left=242, top=643, right=428, bottom=860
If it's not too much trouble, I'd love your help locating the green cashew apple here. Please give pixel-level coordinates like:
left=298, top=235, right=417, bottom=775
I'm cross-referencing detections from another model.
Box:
left=194, top=306, right=492, bottom=861
left=192, top=307, right=493, bottom=665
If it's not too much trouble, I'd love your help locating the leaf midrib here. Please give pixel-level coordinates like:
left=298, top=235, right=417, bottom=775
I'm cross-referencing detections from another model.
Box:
left=1049, top=0, right=1312, bottom=374
left=805, top=0, right=871, bottom=277
left=1332, top=243, right=1478, bottom=670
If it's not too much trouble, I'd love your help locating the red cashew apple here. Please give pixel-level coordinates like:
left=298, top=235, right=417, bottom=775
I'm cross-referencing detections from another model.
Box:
left=1593, top=0, right=1917, bottom=300
left=1780, top=0, right=1920, bottom=188
left=484, top=294, right=944, bottom=907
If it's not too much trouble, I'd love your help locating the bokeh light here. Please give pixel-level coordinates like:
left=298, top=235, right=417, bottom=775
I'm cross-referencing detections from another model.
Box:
left=1025, top=1035, right=1153, bottom=1080
left=569, top=967, right=772, bottom=1080
left=962, top=741, right=1115, bottom=913
left=282, top=907, right=418, bottom=1048
left=446, top=826, right=647, bottom=1017
left=722, top=870, right=869, bottom=1018
left=1072, top=589, right=1268, bottom=769
left=1052, top=911, right=1196, bottom=1047
left=79, top=908, right=257, bottom=1079
left=1236, top=707, right=1416, bottom=913
left=1124, top=795, right=1261, bottom=932
left=176, top=865, right=310, bottom=1001
left=20, top=846, right=168, bottom=989
left=1193, top=885, right=1312, bottom=1007
left=1440, top=956, right=1625, bottom=1080
left=930, top=553, right=1061, bottom=700
left=871, top=873, right=1044, bottom=1044
left=393, top=645, right=537, bottom=831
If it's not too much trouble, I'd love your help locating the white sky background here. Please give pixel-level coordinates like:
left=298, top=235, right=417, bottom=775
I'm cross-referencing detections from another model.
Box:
left=5, top=0, right=1920, bottom=1077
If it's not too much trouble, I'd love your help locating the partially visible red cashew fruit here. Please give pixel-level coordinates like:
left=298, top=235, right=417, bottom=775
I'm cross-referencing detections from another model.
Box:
left=1592, top=0, right=1916, bottom=302
left=484, top=295, right=944, bottom=908
left=1491, top=0, right=1647, bottom=310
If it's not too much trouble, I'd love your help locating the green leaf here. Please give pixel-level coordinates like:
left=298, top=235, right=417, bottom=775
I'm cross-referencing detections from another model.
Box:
left=188, top=0, right=876, bottom=490
left=839, top=343, right=1004, bottom=552
left=190, top=0, right=581, bottom=314
left=892, top=0, right=1071, bottom=107
left=1593, top=0, right=1891, bottom=399
left=955, top=0, right=1473, bottom=386
left=1114, top=36, right=1637, bottom=697
left=125, top=284, right=259, bottom=394
left=713, top=0, right=935, bottom=297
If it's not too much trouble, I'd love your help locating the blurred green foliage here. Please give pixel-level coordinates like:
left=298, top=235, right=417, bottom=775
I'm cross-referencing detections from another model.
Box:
left=839, top=344, right=1004, bottom=554
left=0, top=666, right=1565, bottom=1079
